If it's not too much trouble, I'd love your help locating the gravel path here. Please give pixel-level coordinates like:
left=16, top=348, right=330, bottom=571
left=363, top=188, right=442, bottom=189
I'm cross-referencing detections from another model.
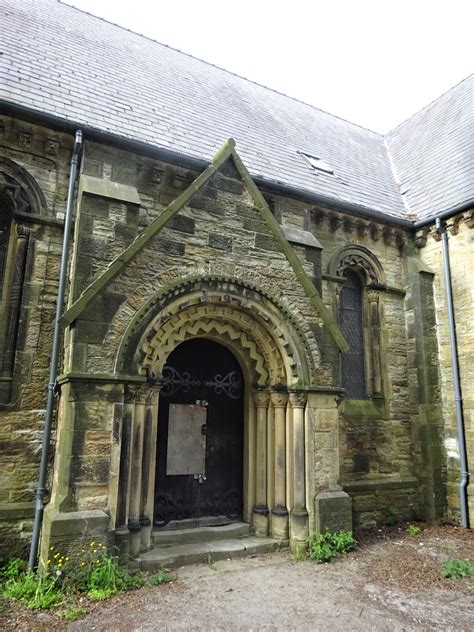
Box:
left=2, top=525, right=473, bottom=631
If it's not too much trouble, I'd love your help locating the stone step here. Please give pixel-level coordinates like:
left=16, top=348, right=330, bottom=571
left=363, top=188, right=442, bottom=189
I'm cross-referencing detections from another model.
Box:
left=152, top=522, right=250, bottom=546
left=140, top=537, right=284, bottom=570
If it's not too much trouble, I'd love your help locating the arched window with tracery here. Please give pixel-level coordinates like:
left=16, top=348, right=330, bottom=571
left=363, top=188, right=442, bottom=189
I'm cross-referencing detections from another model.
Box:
left=328, top=245, right=386, bottom=401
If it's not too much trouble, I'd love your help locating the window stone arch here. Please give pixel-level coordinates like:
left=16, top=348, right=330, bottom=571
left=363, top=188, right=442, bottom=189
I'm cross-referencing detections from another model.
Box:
left=0, top=160, right=43, bottom=403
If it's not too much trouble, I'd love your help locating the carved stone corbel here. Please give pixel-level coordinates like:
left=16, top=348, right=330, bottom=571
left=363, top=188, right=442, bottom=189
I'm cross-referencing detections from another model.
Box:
left=369, top=223, right=381, bottom=241
left=464, top=211, right=474, bottom=229
left=311, top=208, right=327, bottom=225
left=329, top=212, right=343, bottom=232
left=415, top=228, right=429, bottom=248
left=18, top=128, right=32, bottom=148
left=45, top=135, right=60, bottom=156
left=447, top=214, right=464, bottom=235
left=356, top=220, right=369, bottom=237
left=382, top=227, right=394, bottom=245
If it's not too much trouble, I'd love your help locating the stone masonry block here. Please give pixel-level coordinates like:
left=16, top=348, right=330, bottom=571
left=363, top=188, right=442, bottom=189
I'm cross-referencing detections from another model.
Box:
left=314, top=491, right=352, bottom=533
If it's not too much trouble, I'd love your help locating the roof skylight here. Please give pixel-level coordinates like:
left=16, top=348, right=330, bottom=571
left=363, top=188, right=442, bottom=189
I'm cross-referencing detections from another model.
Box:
left=299, top=152, right=334, bottom=175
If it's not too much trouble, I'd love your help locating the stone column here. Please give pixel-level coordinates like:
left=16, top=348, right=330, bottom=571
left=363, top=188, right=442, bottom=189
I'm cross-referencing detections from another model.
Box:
left=252, top=390, right=270, bottom=536
left=140, top=386, right=160, bottom=552
left=289, top=391, right=308, bottom=553
left=271, top=391, right=288, bottom=541
left=367, top=288, right=382, bottom=395
left=115, top=385, right=137, bottom=564
left=128, top=386, right=146, bottom=559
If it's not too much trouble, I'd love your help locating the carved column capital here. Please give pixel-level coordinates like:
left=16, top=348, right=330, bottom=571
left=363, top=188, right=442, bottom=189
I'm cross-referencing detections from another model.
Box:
left=271, top=391, right=288, bottom=409
left=366, top=288, right=380, bottom=303
left=253, top=391, right=270, bottom=408
left=124, top=384, right=141, bottom=404
left=289, top=391, right=307, bottom=409
left=16, top=223, right=30, bottom=239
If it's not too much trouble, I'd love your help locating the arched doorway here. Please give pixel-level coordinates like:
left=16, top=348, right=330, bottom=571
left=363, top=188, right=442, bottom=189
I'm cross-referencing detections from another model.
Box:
left=154, top=339, right=245, bottom=528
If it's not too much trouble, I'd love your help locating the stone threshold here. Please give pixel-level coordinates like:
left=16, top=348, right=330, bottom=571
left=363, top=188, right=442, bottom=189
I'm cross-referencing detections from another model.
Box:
left=139, top=536, right=285, bottom=570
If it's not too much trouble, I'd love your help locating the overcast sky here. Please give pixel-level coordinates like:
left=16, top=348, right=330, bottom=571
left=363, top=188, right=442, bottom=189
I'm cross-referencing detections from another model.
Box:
left=64, top=0, right=472, bottom=134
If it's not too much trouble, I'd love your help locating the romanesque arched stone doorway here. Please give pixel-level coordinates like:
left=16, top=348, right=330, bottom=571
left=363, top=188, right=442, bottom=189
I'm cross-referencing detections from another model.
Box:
left=154, top=338, right=244, bottom=528
left=113, top=277, right=330, bottom=558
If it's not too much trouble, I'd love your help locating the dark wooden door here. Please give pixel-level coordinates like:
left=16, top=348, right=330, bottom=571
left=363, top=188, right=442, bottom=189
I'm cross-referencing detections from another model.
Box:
left=154, top=339, right=244, bottom=527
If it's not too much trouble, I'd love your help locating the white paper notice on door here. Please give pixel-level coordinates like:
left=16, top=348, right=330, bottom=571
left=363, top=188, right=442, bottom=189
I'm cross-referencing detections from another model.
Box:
left=166, top=403, right=207, bottom=476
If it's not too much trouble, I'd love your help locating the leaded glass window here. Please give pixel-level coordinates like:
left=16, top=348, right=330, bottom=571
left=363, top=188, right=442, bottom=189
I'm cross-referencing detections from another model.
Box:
left=340, top=271, right=366, bottom=399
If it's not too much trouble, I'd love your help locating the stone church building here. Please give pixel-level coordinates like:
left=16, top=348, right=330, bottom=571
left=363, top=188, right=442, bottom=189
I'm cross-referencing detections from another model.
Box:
left=0, top=0, right=472, bottom=566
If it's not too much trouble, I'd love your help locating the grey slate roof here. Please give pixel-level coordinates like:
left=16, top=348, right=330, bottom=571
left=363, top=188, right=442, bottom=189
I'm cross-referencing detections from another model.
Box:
left=0, top=0, right=472, bottom=223
left=385, top=75, right=474, bottom=221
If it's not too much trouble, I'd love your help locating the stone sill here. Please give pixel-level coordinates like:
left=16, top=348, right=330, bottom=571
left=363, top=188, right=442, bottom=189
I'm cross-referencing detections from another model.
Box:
left=343, top=399, right=381, bottom=420
left=342, top=477, right=418, bottom=493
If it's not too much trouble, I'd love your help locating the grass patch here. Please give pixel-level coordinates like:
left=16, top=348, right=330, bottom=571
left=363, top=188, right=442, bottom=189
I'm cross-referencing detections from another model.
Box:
left=0, top=542, right=174, bottom=614
left=56, top=605, right=86, bottom=621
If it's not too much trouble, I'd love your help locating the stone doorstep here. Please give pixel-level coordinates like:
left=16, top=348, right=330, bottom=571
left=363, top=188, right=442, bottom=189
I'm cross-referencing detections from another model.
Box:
left=139, top=536, right=285, bottom=571
left=152, top=522, right=250, bottom=546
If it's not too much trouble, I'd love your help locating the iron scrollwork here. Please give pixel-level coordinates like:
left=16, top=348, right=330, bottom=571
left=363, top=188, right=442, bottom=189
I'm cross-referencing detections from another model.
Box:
left=159, top=366, right=201, bottom=397
left=204, top=371, right=242, bottom=399
left=159, top=366, right=243, bottom=399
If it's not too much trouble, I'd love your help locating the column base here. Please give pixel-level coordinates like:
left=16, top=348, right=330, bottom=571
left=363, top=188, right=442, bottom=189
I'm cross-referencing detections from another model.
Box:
left=252, top=505, right=269, bottom=536
left=139, top=516, right=152, bottom=552
left=290, top=508, right=308, bottom=554
left=271, top=506, right=289, bottom=540
left=115, top=527, right=130, bottom=565
left=128, top=519, right=141, bottom=558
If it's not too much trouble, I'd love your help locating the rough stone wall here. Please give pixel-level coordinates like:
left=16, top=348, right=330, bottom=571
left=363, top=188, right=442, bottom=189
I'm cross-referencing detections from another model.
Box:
left=69, top=142, right=324, bottom=379
left=306, top=209, right=423, bottom=526
left=0, top=119, right=452, bottom=555
left=0, top=114, right=75, bottom=557
left=419, top=216, right=474, bottom=525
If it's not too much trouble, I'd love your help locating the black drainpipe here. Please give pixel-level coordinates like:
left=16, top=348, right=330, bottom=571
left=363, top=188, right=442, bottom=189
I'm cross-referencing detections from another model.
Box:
left=28, top=130, right=83, bottom=569
left=435, top=217, right=470, bottom=528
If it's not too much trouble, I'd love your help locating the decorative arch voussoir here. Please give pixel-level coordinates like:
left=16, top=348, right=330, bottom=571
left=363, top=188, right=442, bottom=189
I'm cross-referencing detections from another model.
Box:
left=115, top=276, right=316, bottom=386
left=328, top=244, right=386, bottom=286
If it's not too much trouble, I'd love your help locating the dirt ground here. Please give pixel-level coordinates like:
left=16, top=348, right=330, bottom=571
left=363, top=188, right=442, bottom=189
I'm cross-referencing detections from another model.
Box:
left=1, top=524, right=473, bottom=631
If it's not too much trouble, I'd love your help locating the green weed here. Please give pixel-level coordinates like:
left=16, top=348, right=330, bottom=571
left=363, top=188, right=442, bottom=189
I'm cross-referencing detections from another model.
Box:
left=1, top=541, right=174, bottom=612
left=307, top=530, right=357, bottom=564
left=441, top=559, right=474, bottom=579
left=406, top=524, right=422, bottom=536
left=56, top=605, right=86, bottom=621
left=206, top=554, right=217, bottom=570
left=147, top=569, right=173, bottom=586
left=87, top=587, right=115, bottom=601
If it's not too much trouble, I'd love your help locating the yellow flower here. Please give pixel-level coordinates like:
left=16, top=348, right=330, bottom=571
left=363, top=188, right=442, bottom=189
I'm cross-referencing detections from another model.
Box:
left=96, top=559, right=100, bottom=563
left=90, top=541, right=95, bottom=546
left=50, top=546, right=54, bottom=551
left=54, top=553, right=59, bottom=558
left=65, top=557, right=70, bottom=561
left=93, top=549, right=97, bottom=553
left=81, top=562, right=85, bottom=566
left=47, top=560, right=51, bottom=565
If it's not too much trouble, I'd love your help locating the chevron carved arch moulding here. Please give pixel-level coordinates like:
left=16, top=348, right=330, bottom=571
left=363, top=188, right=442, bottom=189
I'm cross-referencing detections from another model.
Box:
left=119, top=276, right=317, bottom=387
left=328, top=244, right=386, bottom=286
